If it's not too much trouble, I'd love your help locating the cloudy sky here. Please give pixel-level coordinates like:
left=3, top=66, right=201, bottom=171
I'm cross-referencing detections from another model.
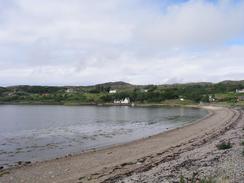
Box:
left=0, top=0, right=244, bottom=86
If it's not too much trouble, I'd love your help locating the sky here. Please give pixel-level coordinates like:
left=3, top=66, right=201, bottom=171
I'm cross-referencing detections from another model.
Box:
left=0, top=0, right=244, bottom=86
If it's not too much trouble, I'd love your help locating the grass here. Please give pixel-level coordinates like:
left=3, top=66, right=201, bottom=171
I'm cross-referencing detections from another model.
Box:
left=216, top=141, right=232, bottom=150
left=179, top=175, right=217, bottom=183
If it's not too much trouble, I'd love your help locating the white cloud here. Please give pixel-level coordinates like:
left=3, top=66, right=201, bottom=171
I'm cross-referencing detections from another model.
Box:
left=0, top=0, right=244, bottom=85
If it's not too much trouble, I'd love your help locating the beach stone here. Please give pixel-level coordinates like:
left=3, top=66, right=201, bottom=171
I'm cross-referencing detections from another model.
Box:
left=24, top=161, right=31, bottom=165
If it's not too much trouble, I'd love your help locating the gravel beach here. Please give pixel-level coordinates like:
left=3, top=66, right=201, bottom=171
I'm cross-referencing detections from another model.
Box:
left=0, top=106, right=242, bottom=183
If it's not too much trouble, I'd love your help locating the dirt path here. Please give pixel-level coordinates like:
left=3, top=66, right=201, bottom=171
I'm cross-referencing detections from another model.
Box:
left=0, top=106, right=239, bottom=183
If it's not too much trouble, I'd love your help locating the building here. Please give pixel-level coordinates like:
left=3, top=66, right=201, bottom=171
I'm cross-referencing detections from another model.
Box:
left=65, top=88, right=74, bottom=93
left=114, top=100, right=121, bottom=104
left=180, top=98, right=184, bottom=101
left=113, top=97, right=130, bottom=104
left=121, top=97, right=130, bottom=104
left=179, top=96, right=184, bottom=101
left=109, top=90, right=117, bottom=94
left=209, top=95, right=215, bottom=102
left=236, top=89, right=244, bottom=93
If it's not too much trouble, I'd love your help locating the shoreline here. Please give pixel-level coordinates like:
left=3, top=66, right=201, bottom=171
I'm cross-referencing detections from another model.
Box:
left=0, top=106, right=240, bottom=183
left=0, top=104, right=209, bottom=169
left=0, top=101, right=197, bottom=107
left=0, top=102, right=207, bottom=109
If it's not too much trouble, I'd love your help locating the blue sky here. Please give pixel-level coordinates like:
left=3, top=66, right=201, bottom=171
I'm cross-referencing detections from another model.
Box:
left=0, top=0, right=244, bottom=86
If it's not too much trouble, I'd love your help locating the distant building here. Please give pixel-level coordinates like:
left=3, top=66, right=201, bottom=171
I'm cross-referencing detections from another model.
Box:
left=121, top=98, right=130, bottom=104
left=113, top=97, right=130, bottom=104
left=7, top=89, right=17, bottom=96
left=8, top=92, right=16, bottom=97
left=143, top=89, right=148, bottom=93
left=236, top=89, right=244, bottom=93
left=66, top=88, right=74, bottom=93
left=209, top=95, right=215, bottom=102
left=114, top=100, right=121, bottom=104
left=179, top=96, right=184, bottom=101
left=109, top=90, right=117, bottom=94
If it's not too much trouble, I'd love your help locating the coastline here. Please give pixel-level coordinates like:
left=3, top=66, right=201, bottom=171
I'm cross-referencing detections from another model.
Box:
left=0, top=106, right=241, bottom=183
left=0, top=101, right=205, bottom=110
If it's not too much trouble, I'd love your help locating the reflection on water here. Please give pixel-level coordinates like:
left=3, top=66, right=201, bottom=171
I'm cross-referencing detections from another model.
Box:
left=0, top=105, right=208, bottom=168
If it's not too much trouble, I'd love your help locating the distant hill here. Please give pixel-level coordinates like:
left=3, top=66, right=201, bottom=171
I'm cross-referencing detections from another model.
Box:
left=219, top=80, right=244, bottom=85
left=1, top=80, right=244, bottom=92
left=1, top=80, right=244, bottom=105
left=95, top=81, right=132, bottom=90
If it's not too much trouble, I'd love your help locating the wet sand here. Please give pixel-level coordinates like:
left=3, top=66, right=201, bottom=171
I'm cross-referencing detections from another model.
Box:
left=0, top=106, right=240, bottom=183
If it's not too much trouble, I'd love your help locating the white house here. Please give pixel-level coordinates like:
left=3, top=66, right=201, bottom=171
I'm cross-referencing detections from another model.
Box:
left=121, top=98, right=130, bottom=104
left=208, top=95, right=215, bottom=102
left=65, top=88, right=74, bottom=93
left=109, top=90, right=117, bottom=94
left=113, top=97, right=130, bottom=104
left=180, top=98, right=184, bottom=101
left=113, top=100, right=121, bottom=104
left=236, top=89, right=244, bottom=93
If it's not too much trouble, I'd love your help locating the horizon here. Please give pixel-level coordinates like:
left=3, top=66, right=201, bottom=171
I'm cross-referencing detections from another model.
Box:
left=1, top=79, right=244, bottom=88
left=0, top=0, right=244, bottom=85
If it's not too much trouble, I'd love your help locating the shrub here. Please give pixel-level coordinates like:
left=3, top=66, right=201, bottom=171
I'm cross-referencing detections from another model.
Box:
left=216, top=141, right=232, bottom=150
left=179, top=174, right=216, bottom=183
left=241, top=141, right=244, bottom=146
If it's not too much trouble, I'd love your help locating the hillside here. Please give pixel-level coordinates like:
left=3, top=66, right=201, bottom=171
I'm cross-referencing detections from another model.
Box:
left=0, top=80, right=244, bottom=105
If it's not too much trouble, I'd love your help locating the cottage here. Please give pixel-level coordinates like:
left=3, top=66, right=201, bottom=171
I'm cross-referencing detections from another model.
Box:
left=65, top=88, right=74, bottom=93
left=236, top=89, right=244, bottom=93
left=113, top=97, right=130, bottom=104
left=180, top=98, right=184, bottom=101
left=109, top=90, right=117, bottom=94
left=209, top=95, right=215, bottom=102
left=8, top=92, right=16, bottom=97
left=121, top=98, right=130, bottom=104
left=114, top=99, right=120, bottom=104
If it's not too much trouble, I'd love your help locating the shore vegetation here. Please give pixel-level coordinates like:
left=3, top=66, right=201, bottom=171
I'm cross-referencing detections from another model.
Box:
left=0, top=80, right=244, bottom=106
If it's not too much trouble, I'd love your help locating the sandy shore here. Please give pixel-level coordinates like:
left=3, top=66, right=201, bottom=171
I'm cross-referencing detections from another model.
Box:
left=0, top=106, right=241, bottom=183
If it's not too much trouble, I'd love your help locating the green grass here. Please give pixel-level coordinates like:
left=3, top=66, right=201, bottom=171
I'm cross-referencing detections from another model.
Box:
left=216, top=141, right=232, bottom=150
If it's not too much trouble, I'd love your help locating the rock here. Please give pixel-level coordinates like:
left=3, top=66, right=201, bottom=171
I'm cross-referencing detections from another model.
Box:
left=79, top=176, right=85, bottom=180
left=24, top=161, right=31, bottom=165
